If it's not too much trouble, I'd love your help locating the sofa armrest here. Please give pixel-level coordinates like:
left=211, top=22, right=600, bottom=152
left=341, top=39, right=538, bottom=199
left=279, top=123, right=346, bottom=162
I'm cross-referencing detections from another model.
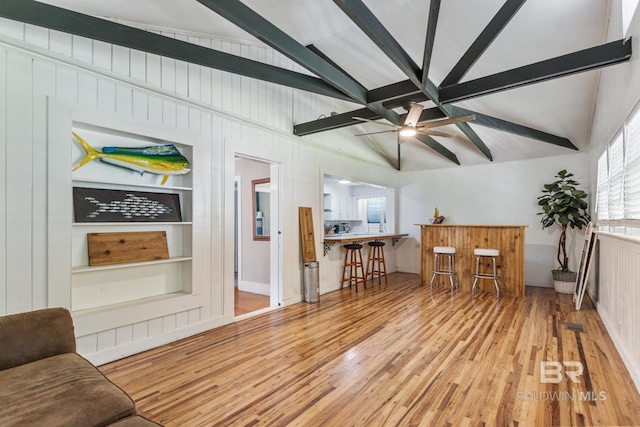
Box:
left=0, top=308, right=76, bottom=371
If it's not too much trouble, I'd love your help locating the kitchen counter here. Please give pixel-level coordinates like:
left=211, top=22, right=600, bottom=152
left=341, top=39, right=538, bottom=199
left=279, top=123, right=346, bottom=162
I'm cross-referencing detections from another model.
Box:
left=322, top=233, right=408, bottom=256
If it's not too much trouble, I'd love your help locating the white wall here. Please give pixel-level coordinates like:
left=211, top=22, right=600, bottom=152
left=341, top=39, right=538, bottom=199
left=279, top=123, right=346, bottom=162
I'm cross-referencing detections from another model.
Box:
left=396, top=153, right=589, bottom=287
left=0, top=18, right=398, bottom=364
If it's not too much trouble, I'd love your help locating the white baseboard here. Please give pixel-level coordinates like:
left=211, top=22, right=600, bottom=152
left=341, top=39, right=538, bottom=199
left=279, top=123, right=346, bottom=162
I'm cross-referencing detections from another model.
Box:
left=238, top=280, right=270, bottom=295
left=87, top=315, right=234, bottom=366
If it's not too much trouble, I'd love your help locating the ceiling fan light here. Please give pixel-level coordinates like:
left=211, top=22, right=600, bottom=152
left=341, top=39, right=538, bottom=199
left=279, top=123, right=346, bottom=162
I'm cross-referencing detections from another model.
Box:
left=399, top=127, right=417, bottom=137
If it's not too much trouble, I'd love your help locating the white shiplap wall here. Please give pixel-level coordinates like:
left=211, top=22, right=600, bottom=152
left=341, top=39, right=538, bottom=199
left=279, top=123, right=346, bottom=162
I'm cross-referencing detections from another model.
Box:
left=0, top=18, right=398, bottom=364
left=596, top=234, right=640, bottom=391
left=586, top=2, right=640, bottom=393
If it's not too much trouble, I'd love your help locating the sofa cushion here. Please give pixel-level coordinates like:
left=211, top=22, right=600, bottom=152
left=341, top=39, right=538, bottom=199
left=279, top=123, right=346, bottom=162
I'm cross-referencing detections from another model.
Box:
left=0, top=353, right=136, bottom=427
left=0, top=308, right=76, bottom=371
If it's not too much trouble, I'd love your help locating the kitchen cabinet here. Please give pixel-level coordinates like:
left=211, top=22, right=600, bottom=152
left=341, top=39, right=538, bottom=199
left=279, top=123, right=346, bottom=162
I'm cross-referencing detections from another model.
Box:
left=324, top=194, right=358, bottom=220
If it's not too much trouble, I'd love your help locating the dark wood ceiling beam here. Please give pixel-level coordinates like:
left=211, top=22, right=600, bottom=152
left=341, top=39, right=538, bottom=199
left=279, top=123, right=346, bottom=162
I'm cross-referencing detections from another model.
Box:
left=306, top=44, right=358, bottom=83
left=197, top=0, right=405, bottom=134
left=0, top=0, right=354, bottom=101
left=449, top=106, right=578, bottom=150
left=333, top=0, right=422, bottom=87
left=334, top=0, right=491, bottom=162
left=367, top=80, right=421, bottom=104
left=440, top=0, right=528, bottom=87
left=293, top=108, right=379, bottom=136
left=197, top=0, right=369, bottom=104
left=413, top=134, right=460, bottom=165
left=440, top=38, right=633, bottom=104
left=421, top=0, right=441, bottom=92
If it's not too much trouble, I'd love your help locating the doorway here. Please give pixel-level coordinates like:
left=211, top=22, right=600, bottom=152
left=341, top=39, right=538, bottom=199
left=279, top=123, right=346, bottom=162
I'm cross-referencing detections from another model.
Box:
left=234, top=156, right=281, bottom=317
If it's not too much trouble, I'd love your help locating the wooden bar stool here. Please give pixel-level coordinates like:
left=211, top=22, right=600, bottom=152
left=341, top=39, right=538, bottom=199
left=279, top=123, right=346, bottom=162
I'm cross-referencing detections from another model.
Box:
left=472, top=248, right=500, bottom=297
left=341, top=243, right=366, bottom=291
left=366, top=241, right=387, bottom=285
left=430, top=246, right=458, bottom=291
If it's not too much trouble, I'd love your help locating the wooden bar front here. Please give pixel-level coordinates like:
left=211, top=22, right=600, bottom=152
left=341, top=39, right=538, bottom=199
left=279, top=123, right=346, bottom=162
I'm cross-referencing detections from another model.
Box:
left=417, top=224, right=526, bottom=297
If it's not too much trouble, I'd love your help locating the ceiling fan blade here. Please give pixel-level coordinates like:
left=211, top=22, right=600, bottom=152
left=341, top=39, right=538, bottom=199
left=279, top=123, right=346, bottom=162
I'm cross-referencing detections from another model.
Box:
left=354, top=129, right=398, bottom=137
left=353, top=117, right=398, bottom=128
left=404, top=103, right=424, bottom=127
left=417, top=129, right=455, bottom=138
left=417, top=114, right=476, bottom=129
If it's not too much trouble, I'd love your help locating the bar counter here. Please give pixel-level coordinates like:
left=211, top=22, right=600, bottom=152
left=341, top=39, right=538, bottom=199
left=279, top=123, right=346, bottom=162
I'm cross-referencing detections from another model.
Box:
left=322, top=233, right=408, bottom=256
left=416, top=224, right=526, bottom=297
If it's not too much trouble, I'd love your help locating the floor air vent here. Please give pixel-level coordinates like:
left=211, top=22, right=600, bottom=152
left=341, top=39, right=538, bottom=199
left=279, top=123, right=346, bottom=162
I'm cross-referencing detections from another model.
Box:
left=564, top=321, right=587, bottom=333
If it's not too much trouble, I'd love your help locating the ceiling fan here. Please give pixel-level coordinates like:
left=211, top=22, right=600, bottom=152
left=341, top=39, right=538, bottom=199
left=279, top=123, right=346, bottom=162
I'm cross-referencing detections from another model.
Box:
left=353, top=102, right=475, bottom=139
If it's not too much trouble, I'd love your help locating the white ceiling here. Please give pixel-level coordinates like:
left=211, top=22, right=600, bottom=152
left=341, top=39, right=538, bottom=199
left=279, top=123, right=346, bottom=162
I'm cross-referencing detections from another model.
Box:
left=39, top=0, right=614, bottom=170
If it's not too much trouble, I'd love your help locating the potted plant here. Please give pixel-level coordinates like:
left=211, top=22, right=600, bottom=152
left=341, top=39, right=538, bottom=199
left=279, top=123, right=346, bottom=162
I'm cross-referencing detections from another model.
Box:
left=537, top=170, right=590, bottom=293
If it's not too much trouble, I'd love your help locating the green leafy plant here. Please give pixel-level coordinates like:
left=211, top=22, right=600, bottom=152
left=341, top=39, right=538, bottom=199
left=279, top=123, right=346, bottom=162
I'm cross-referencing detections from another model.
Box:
left=537, top=170, right=590, bottom=272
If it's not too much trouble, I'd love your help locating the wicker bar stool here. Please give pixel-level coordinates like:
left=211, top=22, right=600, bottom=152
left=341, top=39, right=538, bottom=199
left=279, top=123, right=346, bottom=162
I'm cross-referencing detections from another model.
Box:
left=429, top=246, right=458, bottom=291
left=341, top=243, right=366, bottom=291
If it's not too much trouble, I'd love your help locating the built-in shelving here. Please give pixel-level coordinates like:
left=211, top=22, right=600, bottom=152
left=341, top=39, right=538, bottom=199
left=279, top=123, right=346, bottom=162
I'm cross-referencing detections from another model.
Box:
left=68, top=121, right=195, bottom=311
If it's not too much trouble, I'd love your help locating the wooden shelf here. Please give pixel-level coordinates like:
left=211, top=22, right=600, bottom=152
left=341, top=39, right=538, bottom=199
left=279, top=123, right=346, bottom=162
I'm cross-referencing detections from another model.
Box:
left=72, top=177, right=192, bottom=192
left=73, top=222, right=192, bottom=226
left=72, top=256, right=192, bottom=273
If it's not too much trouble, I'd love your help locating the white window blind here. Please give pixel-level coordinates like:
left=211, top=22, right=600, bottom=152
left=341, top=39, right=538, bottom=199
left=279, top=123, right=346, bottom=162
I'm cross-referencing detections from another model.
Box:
left=625, top=108, right=640, bottom=219
left=608, top=132, right=625, bottom=220
left=596, top=151, right=609, bottom=220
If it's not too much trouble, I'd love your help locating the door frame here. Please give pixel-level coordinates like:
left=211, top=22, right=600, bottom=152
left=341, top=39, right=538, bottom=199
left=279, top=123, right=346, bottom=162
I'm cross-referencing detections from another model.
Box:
left=233, top=154, right=283, bottom=316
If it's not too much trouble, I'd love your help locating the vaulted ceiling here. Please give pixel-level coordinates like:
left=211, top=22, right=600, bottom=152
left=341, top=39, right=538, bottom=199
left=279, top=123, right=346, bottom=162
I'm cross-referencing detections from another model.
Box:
left=1, top=0, right=631, bottom=170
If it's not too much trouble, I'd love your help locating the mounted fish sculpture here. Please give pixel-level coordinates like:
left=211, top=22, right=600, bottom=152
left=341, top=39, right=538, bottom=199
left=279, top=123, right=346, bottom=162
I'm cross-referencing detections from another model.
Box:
left=72, top=131, right=190, bottom=185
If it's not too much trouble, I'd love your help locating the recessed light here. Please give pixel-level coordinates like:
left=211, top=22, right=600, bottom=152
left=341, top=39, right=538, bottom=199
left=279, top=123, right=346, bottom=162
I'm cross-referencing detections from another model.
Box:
left=338, top=179, right=351, bottom=184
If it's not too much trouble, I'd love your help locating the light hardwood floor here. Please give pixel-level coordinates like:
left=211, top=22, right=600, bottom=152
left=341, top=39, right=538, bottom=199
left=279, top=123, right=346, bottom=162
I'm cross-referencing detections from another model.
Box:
left=101, top=273, right=640, bottom=426
left=235, top=287, right=270, bottom=316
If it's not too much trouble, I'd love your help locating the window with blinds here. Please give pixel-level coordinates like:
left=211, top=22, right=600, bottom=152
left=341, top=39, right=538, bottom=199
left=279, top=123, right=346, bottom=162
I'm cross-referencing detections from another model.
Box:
left=625, top=108, right=640, bottom=219
left=596, top=151, right=609, bottom=220
left=596, top=103, right=640, bottom=225
left=608, top=132, right=625, bottom=220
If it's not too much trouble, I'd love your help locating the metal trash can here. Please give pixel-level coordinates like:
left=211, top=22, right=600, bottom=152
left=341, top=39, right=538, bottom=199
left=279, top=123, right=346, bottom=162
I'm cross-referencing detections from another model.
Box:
left=303, top=261, right=319, bottom=303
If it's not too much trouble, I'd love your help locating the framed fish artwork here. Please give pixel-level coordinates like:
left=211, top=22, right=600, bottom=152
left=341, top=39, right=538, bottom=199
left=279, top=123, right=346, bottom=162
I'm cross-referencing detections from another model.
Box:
left=73, top=187, right=182, bottom=223
left=72, top=131, right=191, bottom=186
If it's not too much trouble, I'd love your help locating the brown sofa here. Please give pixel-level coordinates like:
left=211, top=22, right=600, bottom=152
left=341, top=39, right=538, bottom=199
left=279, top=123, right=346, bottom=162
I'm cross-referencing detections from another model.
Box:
left=0, top=308, right=162, bottom=427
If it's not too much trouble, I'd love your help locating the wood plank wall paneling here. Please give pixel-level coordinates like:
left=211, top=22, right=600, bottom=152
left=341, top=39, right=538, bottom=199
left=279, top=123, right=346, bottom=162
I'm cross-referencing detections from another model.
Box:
left=596, top=234, right=640, bottom=391
left=419, top=225, right=525, bottom=297
left=0, top=17, right=397, bottom=364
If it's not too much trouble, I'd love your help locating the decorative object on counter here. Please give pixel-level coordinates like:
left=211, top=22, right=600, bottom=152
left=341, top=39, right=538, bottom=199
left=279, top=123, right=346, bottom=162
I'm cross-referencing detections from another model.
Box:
left=537, top=170, right=590, bottom=294
left=430, top=207, right=445, bottom=224
left=72, top=131, right=190, bottom=185
left=73, top=187, right=182, bottom=222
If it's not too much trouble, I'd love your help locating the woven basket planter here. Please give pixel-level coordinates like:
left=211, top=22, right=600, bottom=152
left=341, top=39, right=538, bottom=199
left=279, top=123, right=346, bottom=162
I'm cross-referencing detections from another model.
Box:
left=552, top=270, right=577, bottom=294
